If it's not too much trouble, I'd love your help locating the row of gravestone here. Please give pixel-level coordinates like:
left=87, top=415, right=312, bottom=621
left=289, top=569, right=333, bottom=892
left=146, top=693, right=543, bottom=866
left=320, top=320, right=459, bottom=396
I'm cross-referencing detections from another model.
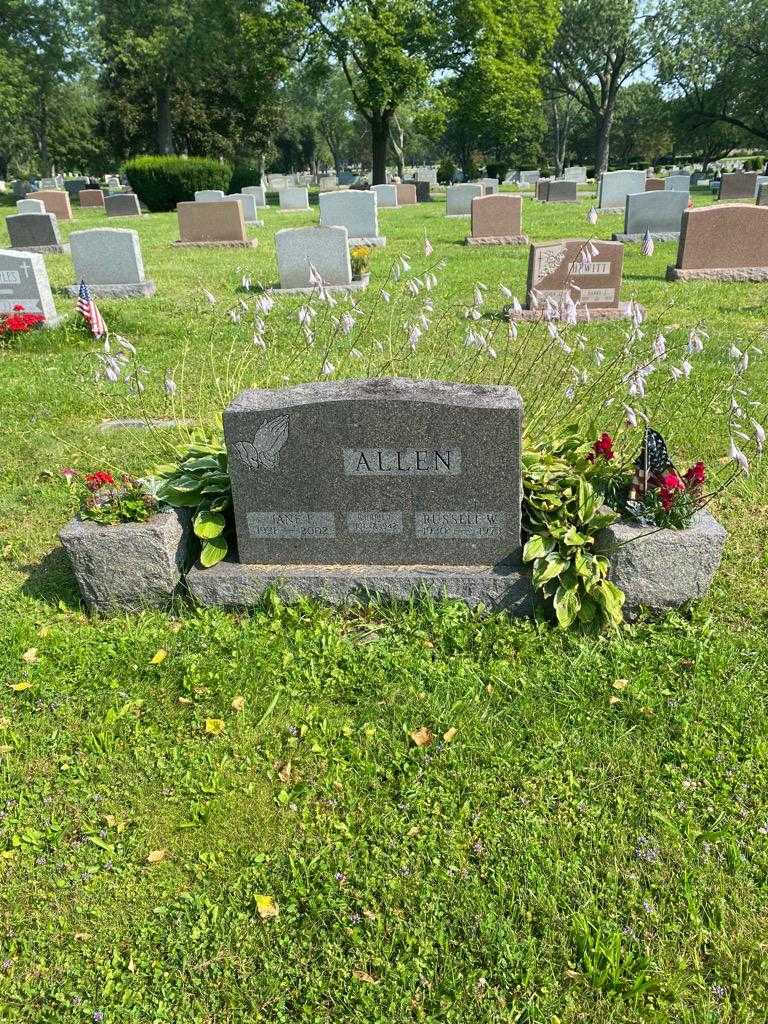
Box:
left=598, top=169, right=768, bottom=210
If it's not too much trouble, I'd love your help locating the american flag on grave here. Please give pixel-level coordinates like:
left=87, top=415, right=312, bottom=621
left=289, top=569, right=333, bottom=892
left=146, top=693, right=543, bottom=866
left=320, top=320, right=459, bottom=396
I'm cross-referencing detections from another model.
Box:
left=76, top=279, right=106, bottom=338
left=628, top=427, right=676, bottom=501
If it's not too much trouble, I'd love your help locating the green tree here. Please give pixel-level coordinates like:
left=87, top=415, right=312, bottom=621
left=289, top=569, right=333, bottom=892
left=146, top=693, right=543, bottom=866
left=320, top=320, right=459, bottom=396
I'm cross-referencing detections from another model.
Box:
left=654, top=0, right=768, bottom=152
left=609, top=81, right=672, bottom=166
left=549, top=0, right=655, bottom=174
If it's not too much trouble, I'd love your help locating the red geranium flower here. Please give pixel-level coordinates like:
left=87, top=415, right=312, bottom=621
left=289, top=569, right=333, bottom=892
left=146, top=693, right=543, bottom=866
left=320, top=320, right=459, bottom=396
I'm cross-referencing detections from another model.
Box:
left=85, top=471, right=115, bottom=491
left=589, top=432, right=615, bottom=462
left=683, top=461, right=706, bottom=488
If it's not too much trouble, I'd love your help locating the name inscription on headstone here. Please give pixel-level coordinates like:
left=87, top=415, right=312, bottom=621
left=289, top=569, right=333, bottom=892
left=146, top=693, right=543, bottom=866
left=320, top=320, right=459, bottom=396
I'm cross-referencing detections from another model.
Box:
left=224, top=378, right=523, bottom=566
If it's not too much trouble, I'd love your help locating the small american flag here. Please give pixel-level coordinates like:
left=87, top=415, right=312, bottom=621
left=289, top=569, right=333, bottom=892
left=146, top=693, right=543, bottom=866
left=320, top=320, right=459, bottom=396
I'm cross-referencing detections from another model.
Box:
left=641, top=228, right=654, bottom=257
left=76, top=279, right=106, bottom=338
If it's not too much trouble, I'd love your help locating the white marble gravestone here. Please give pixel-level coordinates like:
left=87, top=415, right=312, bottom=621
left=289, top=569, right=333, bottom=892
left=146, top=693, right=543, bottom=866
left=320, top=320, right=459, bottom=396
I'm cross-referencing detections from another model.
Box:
left=226, top=194, right=263, bottom=226
left=598, top=170, right=647, bottom=211
left=446, top=183, right=483, bottom=216
left=278, top=186, right=310, bottom=211
left=371, top=184, right=398, bottom=208
left=16, top=199, right=45, bottom=215
left=0, top=249, right=62, bottom=326
left=66, top=228, right=155, bottom=297
left=242, top=185, right=266, bottom=207
left=194, top=190, right=226, bottom=203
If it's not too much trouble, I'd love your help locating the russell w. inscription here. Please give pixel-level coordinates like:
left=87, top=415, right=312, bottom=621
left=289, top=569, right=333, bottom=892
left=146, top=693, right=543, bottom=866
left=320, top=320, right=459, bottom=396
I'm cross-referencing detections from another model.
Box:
left=223, top=378, right=523, bottom=566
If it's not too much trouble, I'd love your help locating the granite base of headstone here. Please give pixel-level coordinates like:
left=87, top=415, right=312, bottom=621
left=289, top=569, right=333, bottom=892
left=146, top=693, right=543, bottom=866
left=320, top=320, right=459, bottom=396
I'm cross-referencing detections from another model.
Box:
left=187, top=377, right=532, bottom=612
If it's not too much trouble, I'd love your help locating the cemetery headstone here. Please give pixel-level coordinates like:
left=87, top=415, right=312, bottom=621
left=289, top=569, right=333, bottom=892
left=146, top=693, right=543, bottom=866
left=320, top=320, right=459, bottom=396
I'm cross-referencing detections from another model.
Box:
left=613, top=190, right=689, bottom=242
left=66, top=228, right=155, bottom=297
left=645, top=178, right=665, bottom=191
left=226, top=193, right=263, bottom=226
left=564, top=166, right=587, bottom=182
left=510, top=239, right=636, bottom=321
left=519, top=170, right=540, bottom=186
left=718, top=172, right=758, bottom=201
left=405, top=180, right=431, bottom=203
left=175, top=200, right=255, bottom=247
left=544, top=180, right=578, bottom=203
left=319, top=190, right=385, bottom=246
left=278, top=186, right=310, bottom=211
left=415, top=167, right=438, bottom=185
left=665, top=174, right=691, bottom=192
left=598, top=170, right=646, bottom=211
left=466, top=194, right=527, bottom=246
left=104, top=193, right=142, bottom=217
left=371, top=184, right=398, bottom=208
left=79, top=188, right=105, bottom=208
left=6, top=213, right=65, bottom=254
left=275, top=225, right=365, bottom=293
left=40, top=177, right=58, bottom=190
left=242, top=185, right=267, bottom=207
left=395, top=183, right=417, bottom=205
left=186, top=377, right=531, bottom=610
left=16, top=198, right=45, bottom=215
left=446, top=183, right=483, bottom=217
left=194, top=189, right=226, bottom=203
left=666, top=204, right=768, bottom=282
left=757, top=183, right=768, bottom=207
left=479, top=178, right=499, bottom=195
left=535, top=179, right=552, bottom=201
left=31, top=190, right=73, bottom=221
left=64, top=178, right=89, bottom=196
left=0, top=249, right=62, bottom=326
left=318, top=175, right=338, bottom=191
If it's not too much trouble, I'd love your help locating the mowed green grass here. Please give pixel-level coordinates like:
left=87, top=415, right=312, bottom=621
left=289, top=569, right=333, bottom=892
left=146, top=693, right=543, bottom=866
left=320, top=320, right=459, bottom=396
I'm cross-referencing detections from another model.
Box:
left=0, top=188, right=767, bottom=1022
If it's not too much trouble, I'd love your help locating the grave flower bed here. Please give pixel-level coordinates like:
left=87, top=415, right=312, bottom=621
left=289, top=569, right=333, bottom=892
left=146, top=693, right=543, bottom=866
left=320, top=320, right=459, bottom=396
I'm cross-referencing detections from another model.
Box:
left=59, top=470, right=191, bottom=613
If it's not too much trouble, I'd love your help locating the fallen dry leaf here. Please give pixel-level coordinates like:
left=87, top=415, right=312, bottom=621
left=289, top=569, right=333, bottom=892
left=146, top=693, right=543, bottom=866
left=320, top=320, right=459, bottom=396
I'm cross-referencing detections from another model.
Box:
left=146, top=848, right=168, bottom=864
left=178, top=696, right=193, bottom=705
left=150, top=649, right=168, bottom=665
left=169, top=621, right=183, bottom=633
left=352, top=969, right=378, bottom=983
left=231, top=695, right=246, bottom=712
left=276, top=760, right=292, bottom=783
left=21, top=648, right=38, bottom=664
left=443, top=727, right=457, bottom=743
left=608, top=695, right=622, bottom=706
left=37, top=626, right=51, bottom=638
left=613, top=679, right=628, bottom=690
left=255, top=894, right=279, bottom=920
left=204, top=718, right=225, bottom=736
left=409, top=727, right=434, bottom=748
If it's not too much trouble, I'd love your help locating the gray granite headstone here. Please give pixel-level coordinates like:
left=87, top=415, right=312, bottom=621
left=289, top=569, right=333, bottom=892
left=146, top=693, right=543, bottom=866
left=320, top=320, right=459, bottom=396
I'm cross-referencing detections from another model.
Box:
left=598, top=170, right=646, bottom=210
left=194, top=189, right=226, bottom=202
left=0, top=249, right=61, bottom=325
left=226, top=193, right=262, bottom=225
left=564, top=166, right=587, bottom=182
left=446, top=183, right=483, bottom=216
left=278, top=186, right=310, bottom=211
left=104, top=193, right=141, bottom=217
left=16, top=199, right=45, bottom=215
left=319, top=190, right=384, bottom=245
left=614, top=190, right=689, bottom=241
left=665, top=174, right=691, bottom=192
left=371, top=184, right=398, bottom=208
left=545, top=181, right=578, bottom=203
left=223, top=378, right=523, bottom=569
left=242, top=185, right=266, bottom=206
left=758, top=183, right=768, bottom=207
left=6, top=213, right=64, bottom=253
left=67, top=228, right=155, bottom=297
left=275, top=225, right=356, bottom=291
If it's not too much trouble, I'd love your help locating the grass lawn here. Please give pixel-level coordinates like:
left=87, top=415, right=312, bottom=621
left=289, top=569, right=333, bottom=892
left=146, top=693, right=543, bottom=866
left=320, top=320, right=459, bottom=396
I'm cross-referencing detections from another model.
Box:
left=0, top=188, right=767, bottom=1022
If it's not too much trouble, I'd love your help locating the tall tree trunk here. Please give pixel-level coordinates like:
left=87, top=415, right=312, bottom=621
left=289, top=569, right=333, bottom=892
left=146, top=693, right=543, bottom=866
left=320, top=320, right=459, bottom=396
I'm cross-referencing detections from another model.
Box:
left=156, top=85, right=174, bottom=155
left=595, top=104, right=614, bottom=175
left=370, top=112, right=391, bottom=185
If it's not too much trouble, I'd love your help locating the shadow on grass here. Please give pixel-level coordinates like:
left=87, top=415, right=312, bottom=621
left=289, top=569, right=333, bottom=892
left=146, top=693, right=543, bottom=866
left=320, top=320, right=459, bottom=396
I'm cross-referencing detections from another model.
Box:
left=20, top=544, right=82, bottom=609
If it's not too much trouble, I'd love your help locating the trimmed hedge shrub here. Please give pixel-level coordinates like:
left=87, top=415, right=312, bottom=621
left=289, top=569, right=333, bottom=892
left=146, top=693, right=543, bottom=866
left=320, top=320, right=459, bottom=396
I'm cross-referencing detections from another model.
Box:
left=122, top=156, right=232, bottom=212
left=228, top=162, right=262, bottom=194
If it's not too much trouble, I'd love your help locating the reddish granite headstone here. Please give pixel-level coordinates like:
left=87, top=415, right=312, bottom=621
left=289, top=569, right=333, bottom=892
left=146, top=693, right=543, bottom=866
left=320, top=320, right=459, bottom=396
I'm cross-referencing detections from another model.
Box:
left=719, top=172, right=758, bottom=201
left=645, top=178, right=665, bottom=191
left=510, top=239, right=638, bottom=320
left=536, top=179, right=551, bottom=201
left=395, top=184, right=417, bottom=205
left=467, top=194, right=527, bottom=245
left=30, top=190, right=72, bottom=221
left=175, top=200, right=253, bottom=247
left=79, top=189, right=105, bottom=208
left=667, top=204, right=768, bottom=281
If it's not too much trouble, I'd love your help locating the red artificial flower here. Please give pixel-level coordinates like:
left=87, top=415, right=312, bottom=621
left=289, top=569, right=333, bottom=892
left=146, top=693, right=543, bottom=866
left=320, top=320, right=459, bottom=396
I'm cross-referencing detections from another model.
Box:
left=0, top=305, right=45, bottom=334
left=657, top=470, right=685, bottom=511
left=85, top=471, right=115, bottom=491
left=684, top=461, right=706, bottom=488
left=589, top=432, right=615, bottom=462
left=13, top=305, right=24, bottom=311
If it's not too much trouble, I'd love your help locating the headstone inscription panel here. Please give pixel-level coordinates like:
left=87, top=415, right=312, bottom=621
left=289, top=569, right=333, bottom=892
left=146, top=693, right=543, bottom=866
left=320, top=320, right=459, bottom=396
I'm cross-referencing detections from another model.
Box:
left=224, top=378, right=523, bottom=567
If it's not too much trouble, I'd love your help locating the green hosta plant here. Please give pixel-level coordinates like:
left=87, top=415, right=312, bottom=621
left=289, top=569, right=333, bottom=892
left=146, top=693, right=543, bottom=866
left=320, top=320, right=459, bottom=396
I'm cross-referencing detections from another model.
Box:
left=155, top=439, right=232, bottom=567
left=522, top=429, right=625, bottom=630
